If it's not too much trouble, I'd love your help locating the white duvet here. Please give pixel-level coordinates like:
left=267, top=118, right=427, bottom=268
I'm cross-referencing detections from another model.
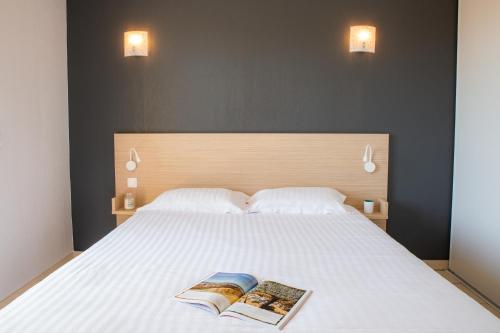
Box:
left=0, top=208, right=498, bottom=332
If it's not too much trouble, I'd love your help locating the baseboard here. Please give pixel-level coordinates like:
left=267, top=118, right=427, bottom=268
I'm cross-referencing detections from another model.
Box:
left=0, top=251, right=81, bottom=310
left=424, top=260, right=449, bottom=270
left=448, top=269, right=500, bottom=310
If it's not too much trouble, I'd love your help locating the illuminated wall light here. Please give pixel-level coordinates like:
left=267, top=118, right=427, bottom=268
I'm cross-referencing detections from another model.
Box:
left=124, top=31, right=148, bottom=57
left=350, top=26, right=376, bottom=53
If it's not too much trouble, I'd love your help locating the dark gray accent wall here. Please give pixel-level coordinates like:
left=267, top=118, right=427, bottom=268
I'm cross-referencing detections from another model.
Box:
left=67, top=0, right=457, bottom=258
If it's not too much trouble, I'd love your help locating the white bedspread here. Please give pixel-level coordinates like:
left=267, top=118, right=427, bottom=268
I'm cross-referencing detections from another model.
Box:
left=0, top=208, right=498, bottom=332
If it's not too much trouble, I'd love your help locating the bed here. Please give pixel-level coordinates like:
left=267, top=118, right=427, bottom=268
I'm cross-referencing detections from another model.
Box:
left=0, top=208, right=498, bottom=332
left=0, top=133, right=498, bottom=332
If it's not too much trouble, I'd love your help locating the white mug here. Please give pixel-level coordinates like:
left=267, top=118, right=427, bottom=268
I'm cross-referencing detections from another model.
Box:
left=363, top=200, right=374, bottom=214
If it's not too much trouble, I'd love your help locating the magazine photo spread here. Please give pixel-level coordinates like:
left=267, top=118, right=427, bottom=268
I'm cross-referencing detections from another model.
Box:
left=175, top=272, right=312, bottom=330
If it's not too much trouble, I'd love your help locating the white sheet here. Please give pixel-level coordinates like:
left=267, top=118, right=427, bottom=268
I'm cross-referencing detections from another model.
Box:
left=0, top=208, right=498, bottom=332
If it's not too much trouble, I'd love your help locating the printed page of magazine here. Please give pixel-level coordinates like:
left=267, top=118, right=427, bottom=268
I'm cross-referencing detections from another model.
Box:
left=175, top=272, right=258, bottom=315
left=220, top=281, right=312, bottom=330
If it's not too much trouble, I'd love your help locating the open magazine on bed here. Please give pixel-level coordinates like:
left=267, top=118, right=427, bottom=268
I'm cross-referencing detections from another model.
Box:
left=175, top=272, right=312, bottom=330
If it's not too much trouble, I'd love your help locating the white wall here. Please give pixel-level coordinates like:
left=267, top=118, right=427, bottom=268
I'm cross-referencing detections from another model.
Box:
left=451, top=0, right=500, bottom=305
left=0, top=0, right=73, bottom=300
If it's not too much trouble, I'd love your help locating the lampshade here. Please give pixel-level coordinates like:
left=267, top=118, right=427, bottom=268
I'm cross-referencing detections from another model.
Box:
left=350, top=26, right=376, bottom=53
left=124, top=31, right=148, bottom=57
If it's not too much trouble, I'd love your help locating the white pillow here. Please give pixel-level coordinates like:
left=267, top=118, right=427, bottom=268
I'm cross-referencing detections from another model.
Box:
left=247, top=187, right=347, bottom=214
left=138, top=188, right=249, bottom=214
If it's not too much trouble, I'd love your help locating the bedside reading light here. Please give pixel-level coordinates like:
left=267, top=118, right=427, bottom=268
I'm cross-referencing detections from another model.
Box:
left=350, top=26, right=376, bottom=53
left=363, top=144, right=376, bottom=173
left=126, top=148, right=141, bottom=172
left=124, top=31, right=148, bottom=57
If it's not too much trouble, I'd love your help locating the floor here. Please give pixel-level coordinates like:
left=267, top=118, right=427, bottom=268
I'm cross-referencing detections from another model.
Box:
left=0, top=252, right=79, bottom=310
left=437, top=269, right=499, bottom=318
left=1, top=257, right=499, bottom=320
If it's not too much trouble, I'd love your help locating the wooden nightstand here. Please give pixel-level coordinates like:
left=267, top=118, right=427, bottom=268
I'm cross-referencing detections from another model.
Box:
left=112, top=197, right=138, bottom=226
left=360, top=198, right=389, bottom=231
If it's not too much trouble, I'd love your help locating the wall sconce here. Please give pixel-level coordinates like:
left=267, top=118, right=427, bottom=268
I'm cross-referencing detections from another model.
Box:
left=124, top=31, right=148, bottom=57
left=126, top=148, right=141, bottom=171
left=363, top=144, right=376, bottom=173
left=350, top=26, right=376, bottom=53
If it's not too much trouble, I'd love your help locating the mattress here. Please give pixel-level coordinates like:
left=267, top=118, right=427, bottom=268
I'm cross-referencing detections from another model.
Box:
left=0, top=208, right=498, bottom=332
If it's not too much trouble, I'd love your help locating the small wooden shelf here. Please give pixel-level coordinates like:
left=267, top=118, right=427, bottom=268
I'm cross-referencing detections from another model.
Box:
left=111, top=197, right=136, bottom=215
left=112, top=197, right=139, bottom=225
left=112, top=208, right=136, bottom=216
left=364, top=211, right=388, bottom=220
left=359, top=198, right=389, bottom=231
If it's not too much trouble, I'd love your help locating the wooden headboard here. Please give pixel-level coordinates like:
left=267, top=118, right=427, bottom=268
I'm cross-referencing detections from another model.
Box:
left=114, top=133, right=389, bottom=209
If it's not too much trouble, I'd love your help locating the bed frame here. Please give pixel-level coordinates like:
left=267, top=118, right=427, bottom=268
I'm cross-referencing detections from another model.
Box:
left=113, top=133, right=389, bottom=225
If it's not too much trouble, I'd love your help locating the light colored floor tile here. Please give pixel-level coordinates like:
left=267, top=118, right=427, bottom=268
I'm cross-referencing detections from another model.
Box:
left=438, top=270, right=462, bottom=284
left=481, top=303, right=500, bottom=319
left=455, top=283, right=488, bottom=304
left=440, top=270, right=499, bottom=319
